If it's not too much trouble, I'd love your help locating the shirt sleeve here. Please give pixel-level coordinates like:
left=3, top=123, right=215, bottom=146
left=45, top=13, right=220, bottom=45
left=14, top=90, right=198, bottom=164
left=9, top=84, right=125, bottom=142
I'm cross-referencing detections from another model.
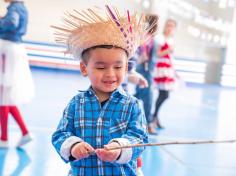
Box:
left=51, top=97, right=83, bottom=163
left=110, top=99, right=148, bottom=164
left=0, top=6, right=20, bottom=31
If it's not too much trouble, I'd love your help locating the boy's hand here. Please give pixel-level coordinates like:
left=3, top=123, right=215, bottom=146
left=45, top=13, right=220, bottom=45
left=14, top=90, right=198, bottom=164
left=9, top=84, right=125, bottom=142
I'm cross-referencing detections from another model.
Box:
left=95, top=142, right=121, bottom=162
left=71, top=142, right=95, bottom=160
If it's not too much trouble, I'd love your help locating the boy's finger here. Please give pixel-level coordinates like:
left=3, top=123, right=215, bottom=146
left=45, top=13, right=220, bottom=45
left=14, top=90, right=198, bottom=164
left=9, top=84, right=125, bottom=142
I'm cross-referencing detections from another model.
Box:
left=78, top=148, right=89, bottom=157
left=103, top=145, right=109, bottom=150
left=95, top=149, right=103, bottom=159
left=84, top=142, right=94, bottom=149
left=96, top=149, right=107, bottom=156
left=95, top=149, right=103, bottom=154
left=80, top=143, right=94, bottom=155
left=84, top=144, right=95, bottom=152
left=86, top=148, right=95, bottom=155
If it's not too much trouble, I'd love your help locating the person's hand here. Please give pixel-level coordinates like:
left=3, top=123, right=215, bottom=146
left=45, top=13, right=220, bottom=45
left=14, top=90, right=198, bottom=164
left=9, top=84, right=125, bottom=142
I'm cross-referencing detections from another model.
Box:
left=141, top=53, right=149, bottom=62
left=71, top=142, right=95, bottom=160
left=168, top=45, right=174, bottom=53
left=138, top=75, right=148, bottom=88
left=173, top=69, right=180, bottom=79
left=175, top=71, right=180, bottom=79
left=127, top=71, right=148, bottom=88
left=95, top=142, right=121, bottom=162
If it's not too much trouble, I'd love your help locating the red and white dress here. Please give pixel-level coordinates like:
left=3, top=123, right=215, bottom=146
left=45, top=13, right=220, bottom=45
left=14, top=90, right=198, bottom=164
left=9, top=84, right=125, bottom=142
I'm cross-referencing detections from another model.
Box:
left=153, top=35, right=176, bottom=90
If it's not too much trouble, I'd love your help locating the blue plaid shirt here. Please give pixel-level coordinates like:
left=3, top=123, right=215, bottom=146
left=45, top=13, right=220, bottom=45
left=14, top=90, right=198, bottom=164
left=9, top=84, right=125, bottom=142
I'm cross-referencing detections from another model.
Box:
left=52, top=87, right=148, bottom=176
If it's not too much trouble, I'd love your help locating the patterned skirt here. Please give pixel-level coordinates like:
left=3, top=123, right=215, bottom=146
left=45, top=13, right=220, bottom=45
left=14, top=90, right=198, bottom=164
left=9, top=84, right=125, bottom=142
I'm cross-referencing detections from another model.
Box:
left=153, top=58, right=176, bottom=91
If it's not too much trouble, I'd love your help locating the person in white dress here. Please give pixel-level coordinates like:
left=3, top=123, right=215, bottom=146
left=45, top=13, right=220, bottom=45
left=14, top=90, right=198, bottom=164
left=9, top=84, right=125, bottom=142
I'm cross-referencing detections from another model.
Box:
left=0, top=0, right=34, bottom=148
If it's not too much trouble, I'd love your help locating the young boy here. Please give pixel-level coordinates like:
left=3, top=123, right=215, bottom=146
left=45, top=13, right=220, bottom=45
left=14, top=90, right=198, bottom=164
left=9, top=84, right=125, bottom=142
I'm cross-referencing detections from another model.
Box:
left=51, top=6, right=155, bottom=176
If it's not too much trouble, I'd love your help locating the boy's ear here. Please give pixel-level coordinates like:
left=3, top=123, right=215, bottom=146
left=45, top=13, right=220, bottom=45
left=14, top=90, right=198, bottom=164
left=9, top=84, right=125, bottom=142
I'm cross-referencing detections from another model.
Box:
left=80, top=61, right=88, bottom=76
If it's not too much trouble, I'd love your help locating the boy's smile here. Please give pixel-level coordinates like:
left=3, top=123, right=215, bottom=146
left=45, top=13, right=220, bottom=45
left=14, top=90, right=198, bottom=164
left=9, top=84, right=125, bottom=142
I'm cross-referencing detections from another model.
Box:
left=102, top=80, right=117, bottom=87
left=80, top=47, right=128, bottom=101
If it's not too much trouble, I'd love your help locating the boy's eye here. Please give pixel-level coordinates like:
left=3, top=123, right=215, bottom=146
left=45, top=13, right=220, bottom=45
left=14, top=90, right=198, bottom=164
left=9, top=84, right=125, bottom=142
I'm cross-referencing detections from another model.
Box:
left=96, top=67, right=105, bottom=70
left=115, top=66, right=122, bottom=69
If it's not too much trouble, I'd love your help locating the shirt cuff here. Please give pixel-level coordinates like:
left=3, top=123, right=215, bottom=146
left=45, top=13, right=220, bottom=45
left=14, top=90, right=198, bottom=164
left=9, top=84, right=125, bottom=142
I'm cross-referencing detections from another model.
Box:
left=109, top=138, right=132, bottom=164
left=60, top=136, right=83, bottom=161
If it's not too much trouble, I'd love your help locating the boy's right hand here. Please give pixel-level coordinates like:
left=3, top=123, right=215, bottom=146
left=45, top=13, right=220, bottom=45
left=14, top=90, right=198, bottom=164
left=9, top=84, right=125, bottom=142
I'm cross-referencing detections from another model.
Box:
left=71, top=142, right=95, bottom=160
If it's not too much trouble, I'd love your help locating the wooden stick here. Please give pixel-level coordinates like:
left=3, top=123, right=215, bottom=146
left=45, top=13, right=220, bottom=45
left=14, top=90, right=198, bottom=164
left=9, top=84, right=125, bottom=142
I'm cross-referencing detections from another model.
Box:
left=105, top=139, right=236, bottom=151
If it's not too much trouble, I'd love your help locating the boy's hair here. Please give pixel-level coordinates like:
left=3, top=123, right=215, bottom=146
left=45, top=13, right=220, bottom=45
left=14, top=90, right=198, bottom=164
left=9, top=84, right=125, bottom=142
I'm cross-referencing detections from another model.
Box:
left=81, top=45, right=129, bottom=63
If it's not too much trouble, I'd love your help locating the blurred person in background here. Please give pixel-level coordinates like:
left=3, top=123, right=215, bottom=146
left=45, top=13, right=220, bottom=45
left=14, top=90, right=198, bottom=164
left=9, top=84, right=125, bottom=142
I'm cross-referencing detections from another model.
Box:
left=0, top=0, right=34, bottom=148
left=121, top=56, right=148, bottom=176
left=152, top=18, right=177, bottom=129
left=134, top=14, right=158, bottom=135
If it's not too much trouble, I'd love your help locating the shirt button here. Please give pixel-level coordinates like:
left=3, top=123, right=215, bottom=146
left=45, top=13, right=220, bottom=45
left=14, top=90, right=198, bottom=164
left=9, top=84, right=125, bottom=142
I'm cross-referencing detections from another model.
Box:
left=97, top=138, right=101, bottom=143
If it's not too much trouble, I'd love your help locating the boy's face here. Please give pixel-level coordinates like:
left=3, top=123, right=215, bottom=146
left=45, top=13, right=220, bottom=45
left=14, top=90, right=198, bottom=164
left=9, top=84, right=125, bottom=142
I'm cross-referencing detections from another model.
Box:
left=80, top=47, right=128, bottom=96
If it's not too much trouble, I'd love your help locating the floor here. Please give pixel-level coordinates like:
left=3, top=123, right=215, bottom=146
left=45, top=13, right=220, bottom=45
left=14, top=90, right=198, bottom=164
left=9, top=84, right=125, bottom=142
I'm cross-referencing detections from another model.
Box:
left=0, top=68, right=236, bottom=176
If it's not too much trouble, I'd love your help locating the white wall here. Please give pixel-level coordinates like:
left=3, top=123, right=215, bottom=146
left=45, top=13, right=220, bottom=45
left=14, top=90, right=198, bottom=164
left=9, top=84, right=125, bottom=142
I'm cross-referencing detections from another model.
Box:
left=150, top=0, right=235, bottom=62
left=225, top=9, right=236, bottom=64
left=0, top=0, right=142, bottom=43
left=1, top=0, right=235, bottom=67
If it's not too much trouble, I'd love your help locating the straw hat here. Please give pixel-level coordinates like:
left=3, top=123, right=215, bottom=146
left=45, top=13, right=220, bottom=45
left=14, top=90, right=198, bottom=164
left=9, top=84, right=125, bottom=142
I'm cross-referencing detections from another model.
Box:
left=53, top=5, right=156, bottom=60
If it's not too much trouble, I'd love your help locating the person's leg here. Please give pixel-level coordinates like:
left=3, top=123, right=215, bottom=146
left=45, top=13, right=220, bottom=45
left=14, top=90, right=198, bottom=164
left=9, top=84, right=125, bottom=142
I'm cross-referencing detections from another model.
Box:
left=9, top=106, right=32, bottom=147
left=9, top=106, right=28, bottom=136
left=144, top=74, right=153, bottom=124
left=134, top=72, right=152, bottom=122
left=137, top=87, right=158, bottom=134
left=153, top=90, right=169, bottom=128
left=137, top=157, right=144, bottom=176
left=0, top=54, right=9, bottom=147
left=143, top=89, right=153, bottom=123
left=0, top=106, right=9, bottom=141
left=134, top=73, right=157, bottom=134
left=135, top=88, right=151, bottom=122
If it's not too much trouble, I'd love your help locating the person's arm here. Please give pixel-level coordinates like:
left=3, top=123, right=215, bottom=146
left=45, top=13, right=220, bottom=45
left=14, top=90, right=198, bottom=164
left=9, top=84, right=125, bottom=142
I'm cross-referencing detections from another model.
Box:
left=137, top=54, right=149, bottom=64
left=136, top=46, right=149, bottom=65
left=127, top=71, right=148, bottom=88
left=157, top=45, right=173, bottom=58
left=0, top=6, right=20, bottom=31
left=109, top=99, right=148, bottom=164
left=51, top=97, right=84, bottom=163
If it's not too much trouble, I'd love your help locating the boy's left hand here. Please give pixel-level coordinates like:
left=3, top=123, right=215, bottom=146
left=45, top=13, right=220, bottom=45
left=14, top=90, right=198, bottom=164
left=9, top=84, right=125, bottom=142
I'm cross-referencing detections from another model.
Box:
left=95, top=142, right=121, bottom=162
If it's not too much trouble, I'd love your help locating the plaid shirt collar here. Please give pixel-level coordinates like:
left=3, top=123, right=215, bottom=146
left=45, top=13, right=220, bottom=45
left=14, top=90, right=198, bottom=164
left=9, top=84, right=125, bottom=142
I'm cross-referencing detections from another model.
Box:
left=81, top=86, right=127, bottom=100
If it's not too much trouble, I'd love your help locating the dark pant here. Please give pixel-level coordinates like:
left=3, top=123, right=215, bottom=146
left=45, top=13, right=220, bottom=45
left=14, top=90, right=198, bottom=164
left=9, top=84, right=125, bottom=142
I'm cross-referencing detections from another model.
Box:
left=135, top=86, right=153, bottom=123
left=153, top=90, right=169, bottom=119
left=134, top=70, right=153, bottom=124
